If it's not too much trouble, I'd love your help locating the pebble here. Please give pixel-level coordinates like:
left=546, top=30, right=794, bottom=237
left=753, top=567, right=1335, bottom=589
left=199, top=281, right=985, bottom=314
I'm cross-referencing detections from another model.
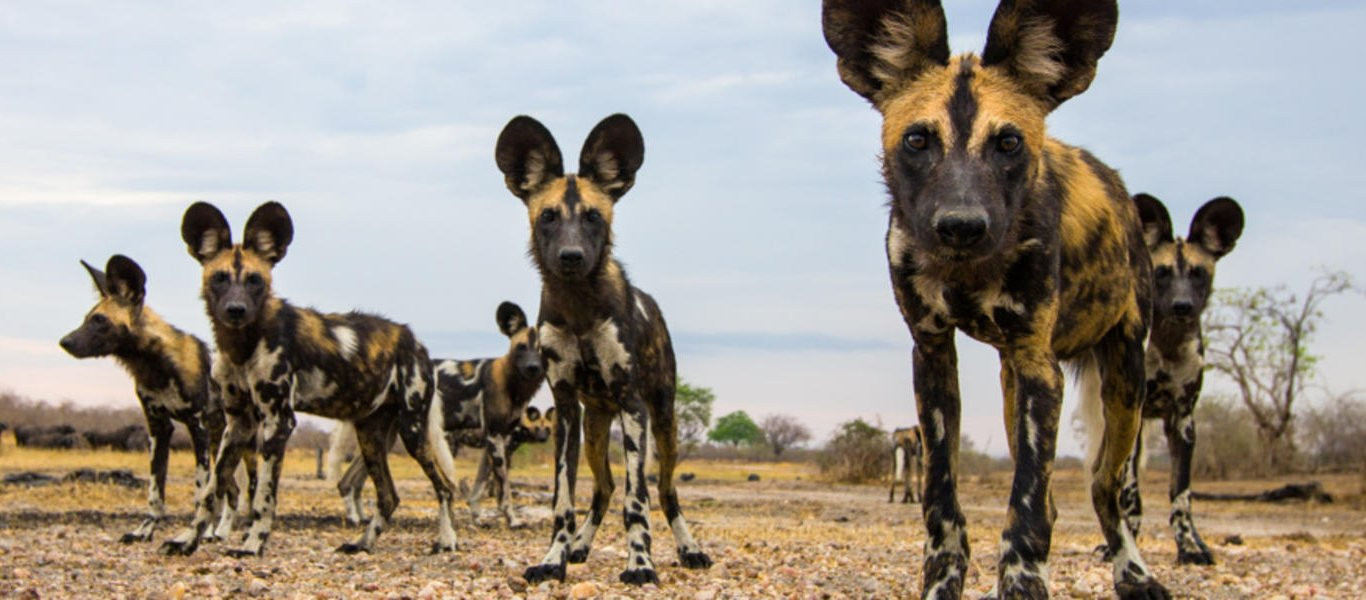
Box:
left=569, top=581, right=600, bottom=599
left=245, top=577, right=269, bottom=596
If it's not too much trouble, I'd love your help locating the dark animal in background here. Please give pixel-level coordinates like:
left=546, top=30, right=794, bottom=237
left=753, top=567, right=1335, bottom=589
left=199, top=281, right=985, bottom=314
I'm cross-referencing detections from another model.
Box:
left=1083, top=194, right=1243, bottom=565
left=164, top=201, right=457, bottom=557
left=331, top=301, right=546, bottom=528
left=13, top=424, right=77, bottom=447
left=82, top=424, right=148, bottom=451
left=59, top=255, right=252, bottom=544
left=889, top=425, right=924, bottom=503
left=496, top=114, right=712, bottom=585
left=26, top=430, right=92, bottom=449
left=823, top=1, right=1169, bottom=597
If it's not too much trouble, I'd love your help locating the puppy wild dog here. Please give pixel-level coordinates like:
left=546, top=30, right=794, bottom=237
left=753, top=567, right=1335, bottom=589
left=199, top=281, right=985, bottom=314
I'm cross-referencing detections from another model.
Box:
left=889, top=425, right=924, bottom=503
left=1104, top=194, right=1242, bottom=565
left=332, top=301, right=546, bottom=528
left=59, top=255, right=251, bottom=544
left=464, top=405, right=556, bottom=509
left=162, top=201, right=458, bottom=557
left=823, top=1, right=1169, bottom=597
left=496, top=114, right=712, bottom=585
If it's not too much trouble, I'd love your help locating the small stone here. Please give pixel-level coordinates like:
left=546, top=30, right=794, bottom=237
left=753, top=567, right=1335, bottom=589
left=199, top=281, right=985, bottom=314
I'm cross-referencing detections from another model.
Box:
left=507, top=576, right=528, bottom=593
left=167, top=582, right=189, bottom=600
left=246, top=577, right=269, bottom=596
left=693, top=589, right=718, bottom=600
left=569, top=581, right=600, bottom=599
left=418, top=580, right=447, bottom=599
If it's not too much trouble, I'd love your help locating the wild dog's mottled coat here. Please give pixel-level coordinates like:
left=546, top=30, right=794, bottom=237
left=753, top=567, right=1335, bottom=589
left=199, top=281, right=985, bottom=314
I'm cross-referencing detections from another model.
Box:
left=161, top=202, right=457, bottom=558
left=889, top=425, right=925, bottom=503
left=824, top=1, right=1169, bottom=598
left=1117, top=194, right=1243, bottom=566
left=59, top=255, right=252, bottom=544
left=497, top=114, right=711, bottom=586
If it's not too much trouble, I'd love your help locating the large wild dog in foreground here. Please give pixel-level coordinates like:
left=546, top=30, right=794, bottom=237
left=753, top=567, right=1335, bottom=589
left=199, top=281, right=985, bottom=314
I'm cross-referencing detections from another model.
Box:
left=824, top=0, right=1169, bottom=597
left=496, top=114, right=712, bottom=585
left=332, top=301, right=546, bottom=528
left=60, top=255, right=251, bottom=544
left=162, top=202, right=458, bottom=557
left=1096, top=194, right=1242, bottom=565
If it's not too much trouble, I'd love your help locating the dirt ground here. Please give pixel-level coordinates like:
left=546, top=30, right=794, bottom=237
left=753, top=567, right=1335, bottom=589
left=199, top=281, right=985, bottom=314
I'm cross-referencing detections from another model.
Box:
left=1, top=445, right=1363, bottom=599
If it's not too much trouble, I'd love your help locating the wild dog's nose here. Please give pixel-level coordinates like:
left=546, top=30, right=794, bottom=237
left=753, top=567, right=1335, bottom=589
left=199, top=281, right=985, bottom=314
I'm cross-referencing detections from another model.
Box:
left=523, top=363, right=544, bottom=379
left=59, top=336, right=75, bottom=353
left=933, top=211, right=988, bottom=249
left=225, top=304, right=247, bottom=321
left=558, top=247, right=585, bottom=267
left=1171, top=300, right=1194, bottom=316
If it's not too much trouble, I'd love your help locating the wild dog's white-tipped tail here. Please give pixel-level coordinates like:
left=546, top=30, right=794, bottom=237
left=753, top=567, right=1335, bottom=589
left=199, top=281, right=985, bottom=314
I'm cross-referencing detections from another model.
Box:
left=894, top=445, right=907, bottom=481
left=427, top=390, right=459, bottom=489
left=325, top=421, right=357, bottom=483
left=1077, top=361, right=1105, bottom=489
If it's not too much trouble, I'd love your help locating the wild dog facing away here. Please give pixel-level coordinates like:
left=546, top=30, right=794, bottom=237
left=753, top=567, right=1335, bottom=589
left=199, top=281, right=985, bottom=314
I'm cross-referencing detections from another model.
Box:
left=1082, top=194, right=1243, bottom=566
left=889, top=425, right=924, bottom=504
left=330, top=301, right=547, bottom=528
left=59, top=255, right=254, bottom=545
left=496, top=114, right=712, bottom=585
left=162, top=202, right=459, bottom=558
left=823, top=1, right=1170, bottom=598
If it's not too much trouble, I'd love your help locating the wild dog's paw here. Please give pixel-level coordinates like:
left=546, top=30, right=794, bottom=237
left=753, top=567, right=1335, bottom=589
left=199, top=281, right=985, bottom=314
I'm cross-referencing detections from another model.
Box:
left=336, top=542, right=371, bottom=555
left=159, top=539, right=198, bottom=556
left=523, top=563, right=566, bottom=584
left=678, top=550, right=712, bottom=569
left=429, top=541, right=457, bottom=555
left=1116, top=578, right=1171, bottom=600
left=566, top=547, right=590, bottom=564
left=618, top=568, right=659, bottom=586
left=1176, top=546, right=1215, bottom=566
left=996, top=572, right=1048, bottom=599
left=120, top=532, right=152, bottom=544
left=224, top=547, right=263, bottom=558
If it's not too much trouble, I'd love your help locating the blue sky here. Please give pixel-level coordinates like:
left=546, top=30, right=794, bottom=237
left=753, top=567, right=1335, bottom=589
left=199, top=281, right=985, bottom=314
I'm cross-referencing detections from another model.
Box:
left=2, top=2, right=1364, bottom=457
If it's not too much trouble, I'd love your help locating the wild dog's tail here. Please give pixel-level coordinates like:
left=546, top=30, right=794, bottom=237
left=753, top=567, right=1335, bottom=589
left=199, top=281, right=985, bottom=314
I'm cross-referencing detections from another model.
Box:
left=325, top=421, right=357, bottom=483
left=426, top=389, right=460, bottom=491
left=893, top=444, right=907, bottom=481
left=1076, top=359, right=1105, bottom=489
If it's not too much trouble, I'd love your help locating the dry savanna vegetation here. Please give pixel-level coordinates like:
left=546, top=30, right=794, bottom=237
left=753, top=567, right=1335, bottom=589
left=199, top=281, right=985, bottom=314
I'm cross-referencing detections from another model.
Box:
left=2, top=430, right=1364, bottom=599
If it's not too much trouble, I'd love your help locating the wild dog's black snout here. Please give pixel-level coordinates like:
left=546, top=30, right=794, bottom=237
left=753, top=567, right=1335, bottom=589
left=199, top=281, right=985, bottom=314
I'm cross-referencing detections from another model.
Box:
left=933, top=210, right=988, bottom=249
left=558, top=247, right=585, bottom=268
left=225, top=304, right=247, bottom=322
left=1171, top=300, right=1194, bottom=316
left=522, top=362, right=543, bottom=379
left=59, top=335, right=77, bottom=354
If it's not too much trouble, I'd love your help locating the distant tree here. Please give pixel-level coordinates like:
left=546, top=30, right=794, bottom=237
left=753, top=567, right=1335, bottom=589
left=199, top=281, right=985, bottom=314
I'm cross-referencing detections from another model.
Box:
left=1204, top=270, right=1356, bottom=472
left=707, top=410, right=763, bottom=447
left=675, top=380, right=715, bottom=460
left=760, top=414, right=812, bottom=458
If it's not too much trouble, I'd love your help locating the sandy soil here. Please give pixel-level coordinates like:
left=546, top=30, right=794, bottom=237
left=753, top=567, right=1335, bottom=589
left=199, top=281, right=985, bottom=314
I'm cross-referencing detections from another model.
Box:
left=0, top=448, right=1363, bottom=599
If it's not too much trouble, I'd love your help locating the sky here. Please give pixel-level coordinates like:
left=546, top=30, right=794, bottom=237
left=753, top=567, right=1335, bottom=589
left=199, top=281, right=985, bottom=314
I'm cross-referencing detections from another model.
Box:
left=2, top=1, right=1364, bottom=458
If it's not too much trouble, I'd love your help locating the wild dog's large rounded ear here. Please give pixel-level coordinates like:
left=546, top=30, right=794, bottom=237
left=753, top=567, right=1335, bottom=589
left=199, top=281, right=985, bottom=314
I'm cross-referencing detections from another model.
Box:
left=496, top=301, right=528, bottom=337
left=579, top=114, right=644, bottom=202
left=243, top=201, right=294, bottom=264
left=821, top=0, right=950, bottom=106
left=1133, top=193, right=1173, bottom=250
left=104, top=254, right=147, bottom=305
left=495, top=116, right=564, bottom=203
left=80, top=259, right=109, bottom=298
left=181, top=202, right=233, bottom=263
left=981, top=0, right=1118, bottom=110
left=1188, top=197, right=1244, bottom=259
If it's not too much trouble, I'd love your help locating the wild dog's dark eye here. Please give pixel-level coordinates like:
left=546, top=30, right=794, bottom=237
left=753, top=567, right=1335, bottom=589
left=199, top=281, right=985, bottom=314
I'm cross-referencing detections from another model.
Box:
left=211, top=271, right=230, bottom=285
left=245, top=273, right=264, bottom=287
left=1189, top=267, right=1208, bottom=280
left=539, top=209, right=558, bottom=224
left=1154, top=266, right=1173, bottom=279
left=515, top=343, right=528, bottom=352
left=90, top=313, right=108, bottom=325
left=997, top=134, right=1022, bottom=154
left=583, top=210, right=601, bottom=224
left=904, top=132, right=929, bottom=152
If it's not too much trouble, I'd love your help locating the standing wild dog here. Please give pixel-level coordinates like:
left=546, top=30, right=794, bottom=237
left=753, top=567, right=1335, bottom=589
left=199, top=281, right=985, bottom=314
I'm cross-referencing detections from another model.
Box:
left=59, top=255, right=252, bottom=544
left=162, top=201, right=459, bottom=557
left=889, top=425, right=925, bottom=503
left=496, top=114, right=712, bottom=585
left=1105, top=194, right=1243, bottom=565
left=332, top=301, right=546, bottom=528
left=824, top=1, right=1170, bottom=597
left=464, top=405, right=556, bottom=509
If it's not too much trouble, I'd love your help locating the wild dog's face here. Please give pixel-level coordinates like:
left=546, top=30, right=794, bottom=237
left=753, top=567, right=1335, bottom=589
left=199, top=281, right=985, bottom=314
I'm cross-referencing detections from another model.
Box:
left=496, top=301, right=543, bottom=381
left=495, top=114, right=644, bottom=281
left=519, top=406, right=553, bottom=443
left=1135, top=194, right=1244, bottom=322
left=823, top=0, right=1118, bottom=261
left=179, top=201, right=293, bottom=329
left=60, top=255, right=148, bottom=358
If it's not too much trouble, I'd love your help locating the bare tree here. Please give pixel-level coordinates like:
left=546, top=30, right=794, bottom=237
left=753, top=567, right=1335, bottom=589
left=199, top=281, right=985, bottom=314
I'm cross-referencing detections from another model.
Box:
left=1204, top=270, right=1355, bottom=472
left=759, top=414, right=812, bottom=458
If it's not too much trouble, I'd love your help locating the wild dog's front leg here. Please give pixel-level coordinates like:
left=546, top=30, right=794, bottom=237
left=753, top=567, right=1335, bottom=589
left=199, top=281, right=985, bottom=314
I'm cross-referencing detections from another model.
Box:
left=162, top=407, right=253, bottom=556
left=523, top=391, right=581, bottom=584
left=566, top=407, right=613, bottom=564
left=485, top=434, right=520, bottom=528
left=913, top=333, right=969, bottom=600
left=995, top=349, right=1063, bottom=599
left=227, top=393, right=296, bottom=558
left=1119, top=421, right=1145, bottom=540
left=1164, top=399, right=1213, bottom=565
left=617, top=396, right=658, bottom=585
left=124, top=412, right=173, bottom=543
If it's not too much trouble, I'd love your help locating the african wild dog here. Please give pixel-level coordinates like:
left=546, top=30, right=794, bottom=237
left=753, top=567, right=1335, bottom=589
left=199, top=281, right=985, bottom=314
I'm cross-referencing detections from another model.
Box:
left=464, top=405, right=555, bottom=509
left=889, top=425, right=924, bottom=503
left=1088, top=194, right=1243, bottom=566
left=496, top=114, right=712, bottom=585
left=824, top=1, right=1170, bottom=597
left=161, top=201, right=459, bottom=557
left=59, top=255, right=253, bottom=544
left=331, top=301, right=546, bottom=528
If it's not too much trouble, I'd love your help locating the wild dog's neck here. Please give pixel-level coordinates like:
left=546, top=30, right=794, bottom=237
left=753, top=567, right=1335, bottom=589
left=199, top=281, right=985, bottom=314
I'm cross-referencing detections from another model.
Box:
left=1149, top=315, right=1202, bottom=359
left=112, top=307, right=202, bottom=391
left=210, top=297, right=284, bottom=365
left=539, top=259, right=631, bottom=328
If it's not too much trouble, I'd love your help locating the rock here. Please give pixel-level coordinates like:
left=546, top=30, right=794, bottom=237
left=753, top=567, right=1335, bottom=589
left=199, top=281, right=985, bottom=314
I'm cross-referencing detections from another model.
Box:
left=1223, top=534, right=1244, bottom=546
left=245, top=577, right=269, bottom=596
left=507, top=576, right=528, bottom=593
left=693, top=589, right=718, bottom=600
left=417, top=580, right=447, bottom=599
left=680, top=473, right=696, bottom=482
left=747, top=474, right=761, bottom=482
left=167, top=582, right=189, bottom=600
left=569, top=581, right=600, bottom=599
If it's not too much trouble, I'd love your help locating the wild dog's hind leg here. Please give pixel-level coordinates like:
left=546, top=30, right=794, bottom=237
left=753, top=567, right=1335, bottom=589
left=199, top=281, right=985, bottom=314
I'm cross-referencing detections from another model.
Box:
left=337, top=454, right=370, bottom=526
left=649, top=387, right=710, bottom=569
left=396, top=412, right=460, bottom=553
left=227, top=399, right=296, bottom=557
left=566, top=406, right=613, bottom=564
left=1165, top=400, right=1213, bottom=565
left=914, top=333, right=970, bottom=600
left=523, top=392, right=581, bottom=584
left=1093, top=326, right=1171, bottom=599
left=338, top=417, right=400, bottom=554
left=124, top=410, right=172, bottom=543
